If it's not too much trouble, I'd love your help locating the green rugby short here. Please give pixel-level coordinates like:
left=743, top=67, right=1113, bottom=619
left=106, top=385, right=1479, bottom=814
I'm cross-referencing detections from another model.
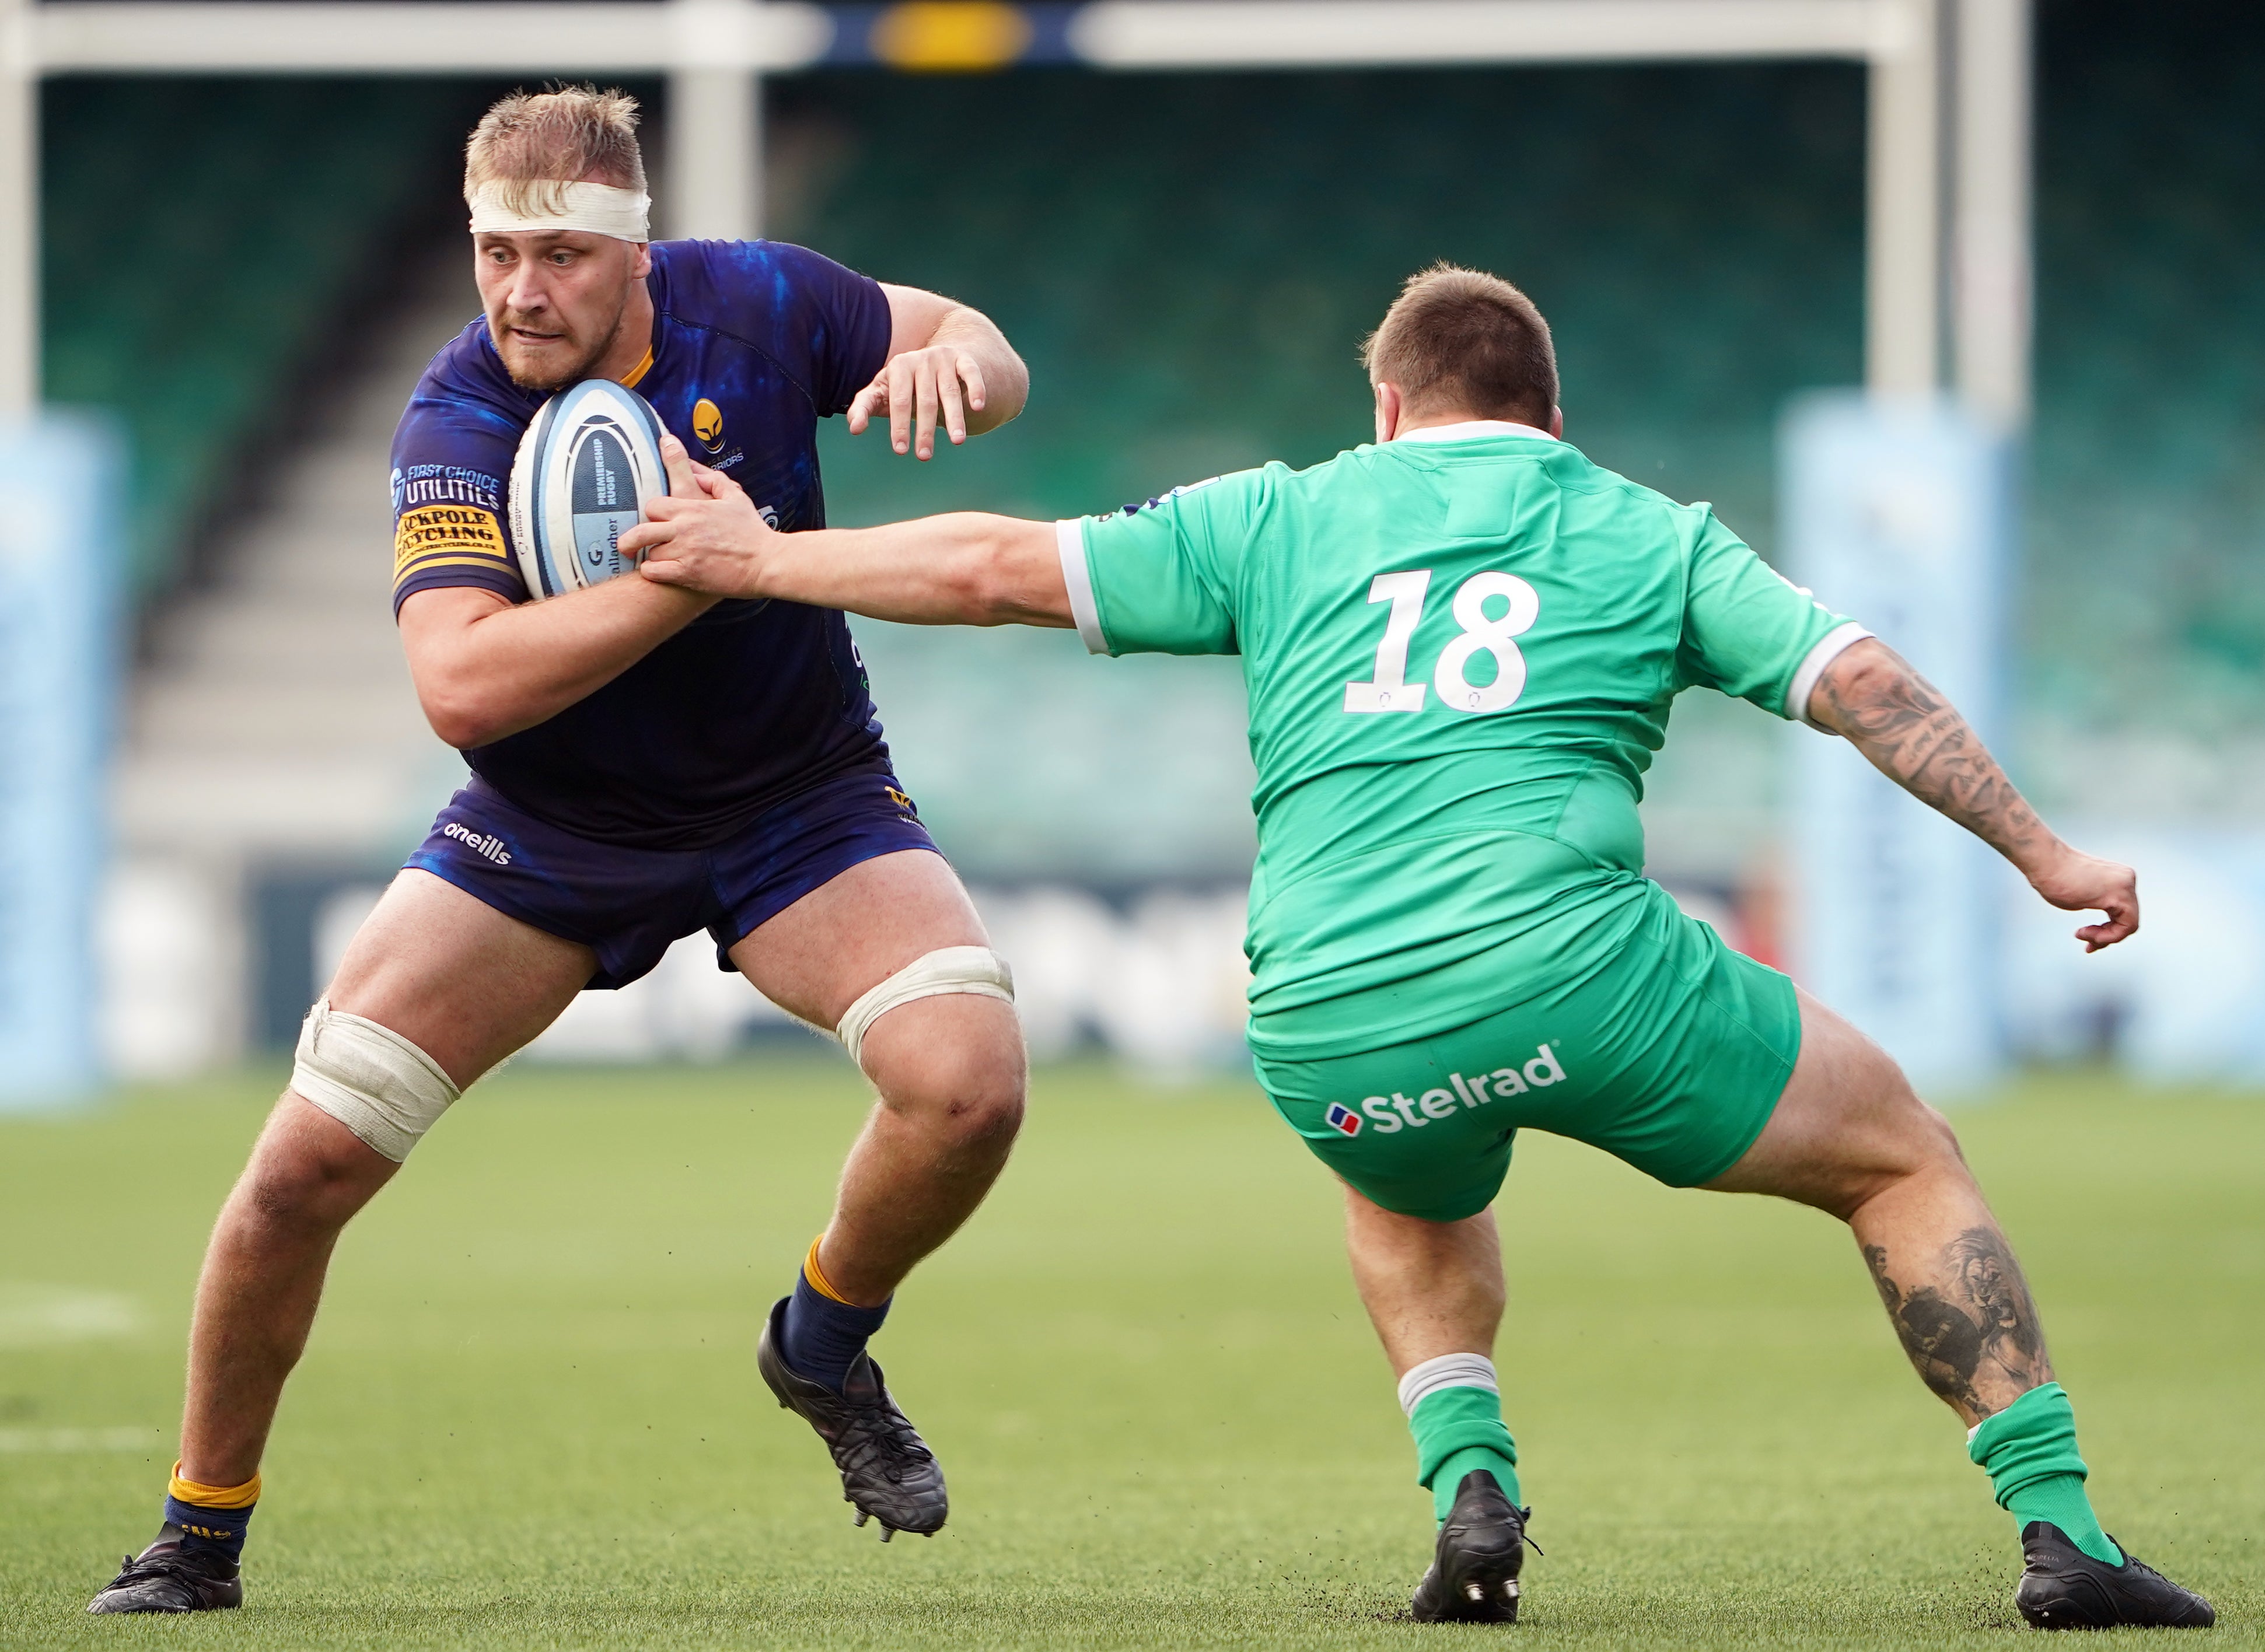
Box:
left=1253, top=889, right=1801, bottom=1222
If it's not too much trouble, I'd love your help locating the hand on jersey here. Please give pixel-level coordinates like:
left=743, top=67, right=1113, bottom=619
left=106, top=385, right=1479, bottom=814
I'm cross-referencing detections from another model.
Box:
left=621, top=435, right=773, bottom=601
left=848, top=344, right=988, bottom=462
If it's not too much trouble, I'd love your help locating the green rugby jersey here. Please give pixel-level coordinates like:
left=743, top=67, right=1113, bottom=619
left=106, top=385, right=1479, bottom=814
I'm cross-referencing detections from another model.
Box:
left=1059, top=421, right=1868, bottom=1062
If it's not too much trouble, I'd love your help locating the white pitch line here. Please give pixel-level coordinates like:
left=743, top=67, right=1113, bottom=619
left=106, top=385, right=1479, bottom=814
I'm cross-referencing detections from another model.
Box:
left=0, top=1427, right=165, bottom=1454
left=0, top=1284, right=142, bottom=1346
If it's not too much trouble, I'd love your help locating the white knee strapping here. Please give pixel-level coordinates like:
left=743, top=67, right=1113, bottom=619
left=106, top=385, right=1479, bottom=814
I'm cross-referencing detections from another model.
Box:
left=291, top=999, right=460, bottom=1164
left=1398, top=1352, right=1499, bottom=1417
left=836, top=946, right=1015, bottom=1072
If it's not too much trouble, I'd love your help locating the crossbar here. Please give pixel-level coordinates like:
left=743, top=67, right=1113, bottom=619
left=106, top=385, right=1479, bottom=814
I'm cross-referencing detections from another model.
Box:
left=0, top=0, right=2022, bottom=428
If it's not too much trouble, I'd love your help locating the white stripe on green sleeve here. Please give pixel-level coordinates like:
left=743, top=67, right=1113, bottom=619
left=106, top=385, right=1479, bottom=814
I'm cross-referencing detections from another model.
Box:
left=1055, top=519, right=1106, bottom=655
left=1786, top=621, right=1875, bottom=729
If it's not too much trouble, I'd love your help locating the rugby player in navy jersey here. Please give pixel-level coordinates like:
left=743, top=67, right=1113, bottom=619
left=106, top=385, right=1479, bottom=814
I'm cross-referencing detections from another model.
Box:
left=91, top=87, right=1030, bottom=1614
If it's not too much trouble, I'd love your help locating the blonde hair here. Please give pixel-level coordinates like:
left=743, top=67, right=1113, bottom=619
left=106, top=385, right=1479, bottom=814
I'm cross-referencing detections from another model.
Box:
left=1361, top=264, right=1558, bottom=426
left=463, top=86, right=647, bottom=218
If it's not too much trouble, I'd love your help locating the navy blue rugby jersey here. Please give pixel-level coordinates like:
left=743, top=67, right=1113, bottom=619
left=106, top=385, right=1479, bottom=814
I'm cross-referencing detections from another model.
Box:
left=389, top=239, right=896, bottom=849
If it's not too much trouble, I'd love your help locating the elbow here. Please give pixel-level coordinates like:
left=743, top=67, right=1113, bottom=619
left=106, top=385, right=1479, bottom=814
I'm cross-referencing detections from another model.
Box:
left=418, top=680, right=507, bottom=750
left=997, top=353, right=1031, bottom=426
left=977, top=363, right=1029, bottom=432
left=1811, top=638, right=1909, bottom=734
left=962, top=344, right=1028, bottom=436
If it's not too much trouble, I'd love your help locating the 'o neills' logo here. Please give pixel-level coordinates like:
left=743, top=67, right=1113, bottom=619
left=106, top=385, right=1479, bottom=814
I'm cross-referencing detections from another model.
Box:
left=442, top=821, right=511, bottom=865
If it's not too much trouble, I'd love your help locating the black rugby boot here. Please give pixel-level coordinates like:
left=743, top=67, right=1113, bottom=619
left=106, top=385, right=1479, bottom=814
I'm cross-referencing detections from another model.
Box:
left=756, top=1295, right=948, bottom=1538
left=2014, top=1521, right=2215, bottom=1629
left=86, top=1529, right=243, bottom=1615
left=1409, top=1471, right=1530, bottom=1623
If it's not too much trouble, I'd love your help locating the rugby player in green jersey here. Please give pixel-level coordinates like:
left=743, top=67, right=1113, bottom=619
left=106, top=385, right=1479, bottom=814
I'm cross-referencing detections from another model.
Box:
left=623, top=266, right=2214, bottom=1630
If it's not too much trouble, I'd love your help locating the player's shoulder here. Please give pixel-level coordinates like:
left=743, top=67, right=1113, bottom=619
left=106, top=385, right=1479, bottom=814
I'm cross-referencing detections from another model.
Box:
left=1503, top=440, right=1718, bottom=536
left=649, top=237, right=873, bottom=319
left=415, top=316, right=511, bottom=398
left=1093, top=460, right=1307, bottom=533
left=397, top=318, right=537, bottom=449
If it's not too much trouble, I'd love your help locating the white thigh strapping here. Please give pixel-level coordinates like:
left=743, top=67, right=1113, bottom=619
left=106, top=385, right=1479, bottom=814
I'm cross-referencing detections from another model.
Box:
left=291, top=999, right=460, bottom=1163
left=835, top=946, right=1015, bottom=1072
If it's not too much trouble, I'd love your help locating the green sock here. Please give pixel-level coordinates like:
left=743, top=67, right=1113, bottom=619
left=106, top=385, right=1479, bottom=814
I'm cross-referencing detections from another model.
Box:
left=1968, top=1382, right=2121, bottom=1566
left=1408, top=1385, right=1521, bottom=1524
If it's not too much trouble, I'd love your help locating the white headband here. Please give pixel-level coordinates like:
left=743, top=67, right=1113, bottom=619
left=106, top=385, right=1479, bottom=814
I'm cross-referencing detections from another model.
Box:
left=467, top=180, right=651, bottom=242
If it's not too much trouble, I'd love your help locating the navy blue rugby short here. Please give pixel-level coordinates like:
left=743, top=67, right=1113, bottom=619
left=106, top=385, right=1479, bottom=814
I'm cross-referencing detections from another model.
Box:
left=403, top=767, right=939, bottom=989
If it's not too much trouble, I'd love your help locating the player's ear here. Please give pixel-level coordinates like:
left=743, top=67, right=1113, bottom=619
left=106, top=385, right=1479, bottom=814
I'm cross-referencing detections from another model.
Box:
left=1548, top=405, right=1564, bottom=439
left=630, top=240, right=654, bottom=279
left=1372, top=381, right=1402, bottom=444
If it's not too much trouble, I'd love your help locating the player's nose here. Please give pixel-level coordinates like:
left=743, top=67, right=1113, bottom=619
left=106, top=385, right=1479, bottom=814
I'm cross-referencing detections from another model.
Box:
left=501, top=274, right=552, bottom=314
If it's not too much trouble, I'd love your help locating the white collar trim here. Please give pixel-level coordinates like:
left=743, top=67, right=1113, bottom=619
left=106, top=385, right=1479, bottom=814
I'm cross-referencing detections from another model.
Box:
left=1394, top=419, right=1558, bottom=445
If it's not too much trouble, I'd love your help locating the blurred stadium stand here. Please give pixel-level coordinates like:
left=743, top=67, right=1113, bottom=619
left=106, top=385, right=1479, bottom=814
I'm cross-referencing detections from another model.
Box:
left=69, top=0, right=2265, bottom=1073
left=104, top=241, right=477, bottom=1071
left=41, top=78, right=506, bottom=601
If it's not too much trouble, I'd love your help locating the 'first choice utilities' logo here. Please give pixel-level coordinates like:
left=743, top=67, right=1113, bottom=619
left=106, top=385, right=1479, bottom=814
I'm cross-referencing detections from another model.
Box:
left=1334, top=1044, right=1567, bottom=1135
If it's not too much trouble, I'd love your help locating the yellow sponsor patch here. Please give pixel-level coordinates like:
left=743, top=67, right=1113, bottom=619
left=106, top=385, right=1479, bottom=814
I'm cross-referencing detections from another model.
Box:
left=394, top=505, right=508, bottom=579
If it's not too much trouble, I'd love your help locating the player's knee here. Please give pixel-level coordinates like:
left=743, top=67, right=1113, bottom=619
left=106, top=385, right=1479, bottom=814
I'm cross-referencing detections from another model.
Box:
left=1888, top=1100, right=1976, bottom=1204
left=1910, top=1099, right=1967, bottom=1167
left=1866, top=1051, right=1966, bottom=1170
left=237, top=1117, right=383, bottom=1236
left=840, top=947, right=1025, bottom=1148
left=1831, top=1096, right=1973, bottom=1222
left=897, top=1033, right=1027, bottom=1147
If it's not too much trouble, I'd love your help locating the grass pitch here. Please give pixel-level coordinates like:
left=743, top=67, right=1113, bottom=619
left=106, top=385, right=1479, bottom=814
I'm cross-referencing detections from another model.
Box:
left=2, top=1058, right=2256, bottom=1648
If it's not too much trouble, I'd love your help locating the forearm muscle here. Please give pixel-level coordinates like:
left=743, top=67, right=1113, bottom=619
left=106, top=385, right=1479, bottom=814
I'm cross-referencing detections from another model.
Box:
left=1809, top=639, right=2057, bottom=875
left=401, top=580, right=716, bottom=748
left=761, top=515, right=1067, bottom=628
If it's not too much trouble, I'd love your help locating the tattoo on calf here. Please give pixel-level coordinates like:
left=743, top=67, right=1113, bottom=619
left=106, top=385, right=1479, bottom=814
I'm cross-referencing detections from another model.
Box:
left=1861, top=1229, right=2050, bottom=1419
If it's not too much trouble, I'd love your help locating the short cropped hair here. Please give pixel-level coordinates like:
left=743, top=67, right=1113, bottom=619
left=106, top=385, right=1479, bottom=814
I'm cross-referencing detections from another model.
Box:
left=1362, top=264, right=1558, bottom=427
left=464, top=85, right=647, bottom=217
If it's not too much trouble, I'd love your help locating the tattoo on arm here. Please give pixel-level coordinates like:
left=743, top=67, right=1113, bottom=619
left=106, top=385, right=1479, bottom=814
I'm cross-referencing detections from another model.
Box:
left=1862, top=1228, right=2053, bottom=1421
left=1813, top=645, right=2051, bottom=871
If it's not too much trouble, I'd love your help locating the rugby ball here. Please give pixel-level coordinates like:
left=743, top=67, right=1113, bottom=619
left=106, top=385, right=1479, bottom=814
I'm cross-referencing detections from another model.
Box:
left=508, top=377, right=672, bottom=599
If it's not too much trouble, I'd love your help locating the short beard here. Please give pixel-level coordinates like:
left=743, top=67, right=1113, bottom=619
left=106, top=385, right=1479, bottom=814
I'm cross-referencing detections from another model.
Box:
left=501, top=333, right=610, bottom=393
left=496, top=284, right=633, bottom=393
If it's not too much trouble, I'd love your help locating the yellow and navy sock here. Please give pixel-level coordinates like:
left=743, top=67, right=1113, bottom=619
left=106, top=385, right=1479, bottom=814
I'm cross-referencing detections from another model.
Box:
left=1970, top=1382, right=2121, bottom=1565
left=778, top=1236, right=890, bottom=1394
left=162, top=1463, right=259, bottom=1564
left=1400, top=1353, right=1521, bottom=1524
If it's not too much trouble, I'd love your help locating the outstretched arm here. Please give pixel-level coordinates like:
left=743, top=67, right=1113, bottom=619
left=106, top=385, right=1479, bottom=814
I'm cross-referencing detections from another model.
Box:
left=1808, top=638, right=2137, bottom=951
left=620, top=436, right=1069, bottom=627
